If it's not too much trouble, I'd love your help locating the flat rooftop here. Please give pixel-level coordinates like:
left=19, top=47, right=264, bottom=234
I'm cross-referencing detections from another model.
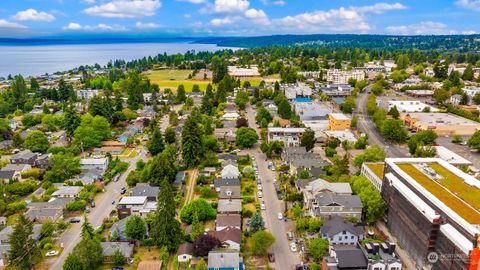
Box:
left=388, top=100, right=439, bottom=113
left=405, top=113, right=480, bottom=126
left=366, top=163, right=385, bottom=180
left=329, top=113, right=350, bottom=120
left=389, top=158, right=480, bottom=225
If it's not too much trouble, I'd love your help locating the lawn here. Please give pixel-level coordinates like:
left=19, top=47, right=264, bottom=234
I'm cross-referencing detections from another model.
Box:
left=99, top=247, right=163, bottom=270
left=147, top=69, right=211, bottom=92
left=397, top=163, right=480, bottom=223
left=366, top=163, right=385, bottom=180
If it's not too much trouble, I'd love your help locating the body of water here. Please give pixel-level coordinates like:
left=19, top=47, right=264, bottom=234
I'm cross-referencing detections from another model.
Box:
left=0, top=42, right=233, bottom=77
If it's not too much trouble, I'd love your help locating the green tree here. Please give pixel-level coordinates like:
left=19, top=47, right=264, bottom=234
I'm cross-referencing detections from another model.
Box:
left=182, top=114, right=203, bottom=167
left=147, top=128, right=165, bottom=156
left=342, top=96, right=356, bottom=114
left=190, top=212, right=205, bottom=241
left=308, top=217, right=323, bottom=233
left=235, top=90, right=249, bottom=110
left=23, top=130, right=50, bottom=153
left=395, top=54, right=411, bottom=70
left=58, top=78, right=75, bottom=102
left=387, top=105, right=400, bottom=119
left=331, top=154, right=349, bottom=177
left=176, top=85, right=187, bottom=103
left=381, top=119, right=408, bottom=143
left=201, top=84, right=214, bottom=115
left=277, top=99, right=292, bottom=119
left=63, top=253, right=82, bottom=270
left=124, top=215, right=147, bottom=240
left=180, top=199, right=216, bottom=224
left=353, top=145, right=386, bottom=167
left=248, top=212, right=265, bottom=233
left=142, top=152, right=177, bottom=185
left=164, top=126, right=176, bottom=144
left=8, top=214, right=41, bottom=269
left=81, top=215, right=95, bottom=239
left=371, top=83, right=384, bottom=96
left=72, top=238, right=104, bottom=270
left=63, top=103, right=81, bottom=138
left=236, top=127, right=258, bottom=149
left=112, top=249, right=126, bottom=266
left=299, top=170, right=310, bottom=179
left=463, top=64, right=474, bottom=81
left=300, top=128, right=316, bottom=151
left=251, top=230, right=275, bottom=256
left=30, top=77, right=40, bottom=92
left=350, top=175, right=387, bottom=224
left=307, top=238, right=329, bottom=261
left=255, top=107, right=273, bottom=124
left=211, top=56, right=227, bottom=83
left=150, top=179, right=182, bottom=251
left=468, top=130, right=480, bottom=150
left=43, top=153, right=81, bottom=183
left=196, top=258, right=207, bottom=270
left=12, top=75, right=28, bottom=109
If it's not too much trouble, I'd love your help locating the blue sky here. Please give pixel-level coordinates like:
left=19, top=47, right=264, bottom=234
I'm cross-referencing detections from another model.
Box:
left=0, top=0, right=479, bottom=37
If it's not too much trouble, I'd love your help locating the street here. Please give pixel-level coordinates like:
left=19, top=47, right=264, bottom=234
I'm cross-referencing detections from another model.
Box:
left=49, top=148, right=147, bottom=270
left=245, top=106, right=302, bottom=270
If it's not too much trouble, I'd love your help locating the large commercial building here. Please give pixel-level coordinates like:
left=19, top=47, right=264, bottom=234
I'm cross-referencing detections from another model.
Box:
left=328, top=113, right=351, bottom=131
left=326, top=69, right=365, bottom=85
left=401, top=112, right=480, bottom=136
left=267, top=127, right=305, bottom=147
left=387, top=100, right=439, bottom=113
left=382, top=158, right=480, bottom=270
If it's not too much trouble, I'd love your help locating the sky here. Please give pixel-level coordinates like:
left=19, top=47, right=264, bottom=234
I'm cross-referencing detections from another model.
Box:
left=0, top=0, right=479, bottom=38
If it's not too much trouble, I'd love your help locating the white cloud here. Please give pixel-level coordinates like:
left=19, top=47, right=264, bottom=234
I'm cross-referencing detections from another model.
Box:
left=211, top=17, right=235, bottom=26
left=273, top=0, right=285, bottom=6
left=184, top=14, right=192, bottom=18
left=63, top=22, right=127, bottom=31
left=456, top=0, right=480, bottom=11
left=213, top=0, right=250, bottom=13
left=83, top=0, right=162, bottom=18
left=245, top=8, right=270, bottom=25
left=355, top=2, right=407, bottom=14
left=0, top=19, right=27, bottom=29
left=274, top=7, right=371, bottom=33
left=82, top=0, right=96, bottom=3
left=462, top=30, right=477, bottom=35
left=11, top=9, right=55, bottom=22
left=386, top=21, right=456, bottom=35
left=135, top=21, right=160, bottom=29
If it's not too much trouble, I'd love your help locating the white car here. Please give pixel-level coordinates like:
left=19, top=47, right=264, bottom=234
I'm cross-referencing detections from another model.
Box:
left=45, top=250, right=59, bottom=257
left=257, top=191, right=263, bottom=198
left=277, top=212, right=283, bottom=220
left=290, top=242, right=298, bottom=252
left=260, top=202, right=266, bottom=210
left=258, top=184, right=263, bottom=191
left=273, top=178, right=277, bottom=183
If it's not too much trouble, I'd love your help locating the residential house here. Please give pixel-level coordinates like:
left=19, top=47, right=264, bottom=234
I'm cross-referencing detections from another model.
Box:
left=221, top=164, right=240, bottom=179
left=217, top=199, right=242, bottom=214
left=0, top=171, right=21, bottom=183
left=51, top=186, right=82, bottom=198
left=449, top=94, right=462, bottom=105
left=117, top=196, right=157, bottom=219
left=220, top=112, right=240, bottom=121
left=214, top=178, right=240, bottom=193
left=110, top=216, right=148, bottom=241
left=267, top=127, right=305, bottom=147
left=174, top=172, right=186, bottom=187
left=93, top=146, right=124, bottom=155
left=100, top=242, right=134, bottom=262
left=323, top=247, right=368, bottom=270
left=214, top=128, right=236, bottom=143
left=310, top=193, right=363, bottom=221
left=207, top=250, right=243, bottom=270
left=27, top=197, right=73, bottom=210
left=218, top=185, right=241, bottom=199
left=282, top=147, right=328, bottom=178
left=33, top=153, right=52, bottom=168
left=25, top=208, right=63, bottom=223
left=301, top=179, right=352, bottom=211
left=217, top=154, right=238, bottom=165
left=80, top=158, right=109, bottom=171
left=215, top=214, right=241, bottom=231
left=10, top=150, right=37, bottom=165
left=187, top=92, right=204, bottom=104
left=208, top=227, right=242, bottom=251
left=130, top=184, right=160, bottom=202
left=321, top=216, right=364, bottom=245
left=177, top=243, right=194, bottom=263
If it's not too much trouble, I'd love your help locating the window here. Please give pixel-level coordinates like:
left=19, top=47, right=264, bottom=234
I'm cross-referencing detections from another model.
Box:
left=342, top=230, right=346, bottom=234
left=338, top=236, right=342, bottom=240
left=351, top=236, right=354, bottom=239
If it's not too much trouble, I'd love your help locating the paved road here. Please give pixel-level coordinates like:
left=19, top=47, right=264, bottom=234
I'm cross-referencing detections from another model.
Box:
left=50, top=148, right=147, bottom=270
left=356, top=92, right=408, bottom=158
left=245, top=106, right=301, bottom=270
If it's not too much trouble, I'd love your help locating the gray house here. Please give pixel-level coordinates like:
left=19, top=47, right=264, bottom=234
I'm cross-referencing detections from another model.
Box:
left=130, top=184, right=160, bottom=202
left=208, top=250, right=242, bottom=270
left=311, top=193, right=363, bottom=221
left=10, top=150, right=37, bottom=165
left=321, top=216, right=364, bottom=245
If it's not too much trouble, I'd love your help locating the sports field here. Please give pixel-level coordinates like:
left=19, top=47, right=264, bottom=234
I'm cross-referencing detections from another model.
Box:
left=147, top=69, right=211, bottom=92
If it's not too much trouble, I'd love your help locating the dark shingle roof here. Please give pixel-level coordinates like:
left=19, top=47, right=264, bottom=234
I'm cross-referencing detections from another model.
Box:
left=214, top=178, right=241, bottom=188
left=216, top=214, right=241, bottom=228
left=130, top=185, right=160, bottom=197
left=315, top=193, right=362, bottom=208
left=336, top=248, right=368, bottom=268
left=322, top=216, right=364, bottom=237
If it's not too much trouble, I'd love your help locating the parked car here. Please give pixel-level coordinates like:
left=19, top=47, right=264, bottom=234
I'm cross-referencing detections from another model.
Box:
left=85, top=206, right=90, bottom=213
left=69, top=217, right=81, bottom=223
left=268, top=252, right=275, bottom=262
left=111, top=200, right=115, bottom=205
left=258, top=184, right=262, bottom=191
left=120, top=187, right=127, bottom=194
left=287, top=231, right=294, bottom=240
left=260, top=202, right=266, bottom=210
left=277, top=212, right=283, bottom=220
left=113, top=173, right=121, bottom=182
left=45, top=250, right=59, bottom=257
left=290, top=242, right=298, bottom=252
left=257, top=191, right=263, bottom=198
left=90, top=202, right=95, bottom=208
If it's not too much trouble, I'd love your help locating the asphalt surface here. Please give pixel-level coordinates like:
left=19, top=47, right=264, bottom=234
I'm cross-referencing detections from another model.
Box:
left=246, top=106, right=302, bottom=270
left=50, top=148, right=147, bottom=270
left=356, top=92, right=408, bottom=158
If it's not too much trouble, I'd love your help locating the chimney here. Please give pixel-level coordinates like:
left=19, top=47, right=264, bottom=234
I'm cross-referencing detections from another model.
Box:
left=388, top=242, right=396, bottom=254
left=372, top=243, right=380, bottom=254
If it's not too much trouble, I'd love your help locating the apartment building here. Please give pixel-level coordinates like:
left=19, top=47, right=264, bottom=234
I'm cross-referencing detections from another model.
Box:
left=267, top=127, right=305, bottom=147
left=326, top=69, right=365, bottom=85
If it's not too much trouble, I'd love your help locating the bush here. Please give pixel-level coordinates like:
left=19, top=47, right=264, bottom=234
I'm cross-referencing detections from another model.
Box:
left=66, top=200, right=86, bottom=212
left=43, top=243, right=53, bottom=250
left=180, top=199, right=216, bottom=224
left=5, top=180, right=37, bottom=196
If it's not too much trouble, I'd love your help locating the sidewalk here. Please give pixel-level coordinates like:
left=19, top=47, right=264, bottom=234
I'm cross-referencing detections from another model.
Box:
left=376, top=221, right=417, bottom=270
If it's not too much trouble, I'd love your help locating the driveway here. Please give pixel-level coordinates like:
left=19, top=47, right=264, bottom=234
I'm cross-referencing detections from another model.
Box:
left=49, top=147, right=147, bottom=270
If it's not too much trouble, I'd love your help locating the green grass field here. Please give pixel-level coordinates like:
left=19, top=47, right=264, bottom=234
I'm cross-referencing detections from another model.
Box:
left=148, top=69, right=211, bottom=92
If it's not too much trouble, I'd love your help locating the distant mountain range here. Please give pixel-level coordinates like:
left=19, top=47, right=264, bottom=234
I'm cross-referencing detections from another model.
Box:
left=2, top=34, right=480, bottom=51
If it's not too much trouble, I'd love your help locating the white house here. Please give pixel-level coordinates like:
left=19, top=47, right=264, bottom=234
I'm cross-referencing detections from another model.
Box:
left=221, top=164, right=240, bottom=179
left=267, top=127, right=305, bottom=147
left=80, top=158, right=109, bottom=171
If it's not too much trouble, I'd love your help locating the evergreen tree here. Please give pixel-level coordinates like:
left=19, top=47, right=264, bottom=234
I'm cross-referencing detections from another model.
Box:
left=463, top=64, right=474, bottom=81
left=72, top=238, right=103, bottom=270
left=176, top=85, right=187, bottom=104
left=147, top=128, right=165, bottom=156
left=143, top=152, right=177, bottom=185
left=300, top=128, right=316, bottom=151
left=248, top=212, right=265, bottom=233
left=201, top=84, right=214, bottom=115
left=387, top=105, right=400, bottom=119
left=277, top=99, right=292, bottom=119
left=30, top=78, right=40, bottom=92
left=182, top=114, right=203, bottom=167
left=151, top=179, right=182, bottom=251
left=58, top=78, right=75, bottom=102
left=190, top=212, right=205, bottom=241
left=165, top=126, right=176, bottom=144
left=81, top=215, right=95, bottom=239
left=12, top=75, right=28, bottom=109
left=8, top=214, right=40, bottom=269
left=63, top=103, right=81, bottom=138
left=63, top=253, right=82, bottom=270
